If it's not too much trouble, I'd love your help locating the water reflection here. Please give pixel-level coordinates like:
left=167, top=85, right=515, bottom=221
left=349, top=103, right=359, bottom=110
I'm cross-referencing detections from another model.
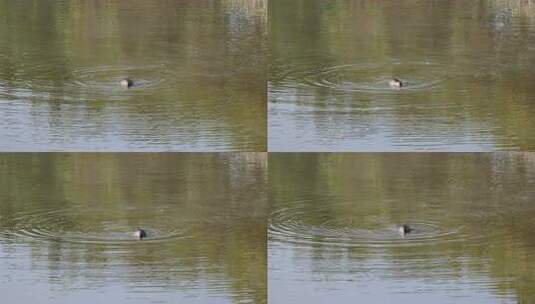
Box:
left=0, top=153, right=267, bottom=304
left=0, top=0, right=267, bottom=151
left=269, top=153, right=535, bottom=303
left=269, top=0, right=535, bottom=151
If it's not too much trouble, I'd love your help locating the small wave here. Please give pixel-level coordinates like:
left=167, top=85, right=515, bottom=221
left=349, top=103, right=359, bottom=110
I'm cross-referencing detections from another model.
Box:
left=68, top=64, right=176, bottom=101
left=8, top=206, right=190, bottom=245
left=269, top=204, right=467, bottom=249
left=275, top=61, right=449, bottom=94
left=0, top=64, right=176, bottom=103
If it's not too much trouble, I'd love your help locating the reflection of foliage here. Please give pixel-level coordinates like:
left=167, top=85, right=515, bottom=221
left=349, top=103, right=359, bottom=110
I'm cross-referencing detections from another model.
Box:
left=223, top=0, right=267, bottom=20
left=0, top=0, right=267, bottom=150
left=0, top=153, right=267, bottom=304
left=270, top=153, right=535, bottom=302
left=270, top=0, right=535, bottom=150
left=493, top=0, right=535, bottom=17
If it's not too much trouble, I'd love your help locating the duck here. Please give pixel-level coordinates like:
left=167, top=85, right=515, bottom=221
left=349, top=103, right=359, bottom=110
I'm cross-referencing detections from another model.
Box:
left=120, top=78, right=134, bottom=88
left=398, top=224, right=412, bottom=235
left=389, top=78, right=403, bottom=88
left=134, top=228, right=147, bottom=240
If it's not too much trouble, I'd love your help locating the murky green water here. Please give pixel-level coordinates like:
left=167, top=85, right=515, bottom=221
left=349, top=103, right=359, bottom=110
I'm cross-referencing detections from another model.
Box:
left=0, top=0, right=267, bottom=151
left=269, top=153, right=535, bottom=303
left=269, top=0, right=535, bottom=151
left=0, top=153, right=267, bottom=303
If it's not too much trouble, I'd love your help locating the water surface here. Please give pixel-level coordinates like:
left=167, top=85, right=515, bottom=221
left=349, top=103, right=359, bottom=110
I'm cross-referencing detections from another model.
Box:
left=269, top=153, right=535, bottom=303
left=0, top=0, right=267, bottom=151
left=0, top=153, right=267, bottom=303
left=269, top=0, right=535, bottom=151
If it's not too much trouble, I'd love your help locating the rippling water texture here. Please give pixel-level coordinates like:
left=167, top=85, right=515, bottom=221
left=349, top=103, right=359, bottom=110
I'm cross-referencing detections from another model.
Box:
left=269, top=153, right=535, bottom=303
left=0, top=153, right=267, bottom=304
left=269, top=0, right=535, bottom=151
left=0, top=0, right=267, bottom=151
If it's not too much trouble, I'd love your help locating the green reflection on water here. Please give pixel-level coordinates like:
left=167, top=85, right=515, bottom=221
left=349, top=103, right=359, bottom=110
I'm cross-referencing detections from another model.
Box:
left=0, top=153, right=267, bottom=304
left=269, top=0, right=535, bottom=151
left=269, top=153, right=535, bottom=303
left=0, top=0, right=267, bottom=151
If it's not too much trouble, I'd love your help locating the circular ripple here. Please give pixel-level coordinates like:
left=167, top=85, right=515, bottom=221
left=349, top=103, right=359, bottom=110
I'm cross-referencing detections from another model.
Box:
left=69, top=64, right=176, bottom=100
left=278, top=61, right=449, bottom=93
left=9, top=206, right=190, bottom=245
left=0, top=64, right=176, bottom=103
left=269, top=204, right=465, bottom=248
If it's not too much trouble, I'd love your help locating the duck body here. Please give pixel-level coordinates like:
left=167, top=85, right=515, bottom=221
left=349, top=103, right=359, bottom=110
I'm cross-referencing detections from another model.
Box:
left=134, top=228, right=147, bottom=239
left=120, top=78, right=134, bottom=88
left=389, top=78, right=403, bottom=88
left=398, top=224, right=412, bottom=235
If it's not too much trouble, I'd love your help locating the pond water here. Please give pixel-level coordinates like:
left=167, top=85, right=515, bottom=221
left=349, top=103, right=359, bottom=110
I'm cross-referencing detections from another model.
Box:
left=0, top=0, right=267, bottom=151
left=269, top=0, right=535, bottom=151
left=0, top=153, right=267, bottom=304
left=269, top=153, right=535, bottom=303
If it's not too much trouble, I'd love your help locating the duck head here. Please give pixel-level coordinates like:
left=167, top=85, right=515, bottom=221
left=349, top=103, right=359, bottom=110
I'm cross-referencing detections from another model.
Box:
left=120, top=78, right=134, bottom=88
left=134, top=228, right=147, bottom=239
left=389, top=78, right=403, bottom=88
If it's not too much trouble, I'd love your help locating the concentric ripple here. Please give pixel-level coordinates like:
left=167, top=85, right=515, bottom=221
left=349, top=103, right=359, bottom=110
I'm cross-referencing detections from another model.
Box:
left=0, top=64, right=176, bottom=103
left=68, top=64, right=177, bottom=101
left=269, top=204, right=465, bottom=248
left=8, top=206, right=190, bottom=245
left=278, top=61, right=450, bottom=93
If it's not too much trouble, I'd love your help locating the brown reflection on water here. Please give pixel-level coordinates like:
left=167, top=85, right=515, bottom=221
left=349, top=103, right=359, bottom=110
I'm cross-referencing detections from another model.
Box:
left=0, top=153, right=267, bottom=304
left=269, top=0, right=535, bottom=151
left=269, top=153, right=535, bottom=303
